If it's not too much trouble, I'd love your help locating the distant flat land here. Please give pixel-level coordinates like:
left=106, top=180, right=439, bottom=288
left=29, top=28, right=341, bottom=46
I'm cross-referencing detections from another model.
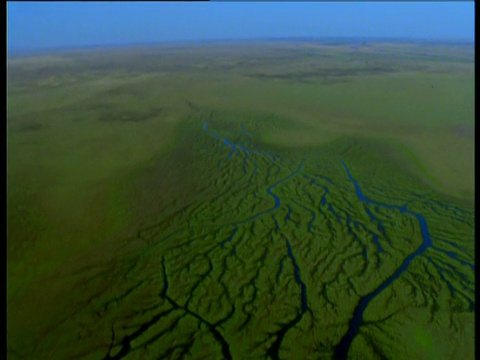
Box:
left=7, top=40, right=474, bottom=359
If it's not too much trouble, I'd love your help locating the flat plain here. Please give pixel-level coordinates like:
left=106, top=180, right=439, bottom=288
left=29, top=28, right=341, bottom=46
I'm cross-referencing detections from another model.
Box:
left=7, top=40, right=474, bottom=359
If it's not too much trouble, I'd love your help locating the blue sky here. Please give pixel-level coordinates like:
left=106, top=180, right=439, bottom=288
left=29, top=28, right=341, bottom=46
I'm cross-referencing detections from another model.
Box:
left=7, top=2, right=474, bottom=52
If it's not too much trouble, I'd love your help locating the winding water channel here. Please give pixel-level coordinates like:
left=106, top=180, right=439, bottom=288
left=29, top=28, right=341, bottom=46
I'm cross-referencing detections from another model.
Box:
left=106, top=120, right=473, bottom=359
left=202, top=121, right=472, bottom=359
left=333, top=161, right=434, bottom=359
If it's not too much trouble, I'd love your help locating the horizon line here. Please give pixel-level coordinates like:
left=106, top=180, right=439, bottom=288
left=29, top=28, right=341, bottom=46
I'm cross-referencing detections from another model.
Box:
left=8, top=35, right=474, bottom=57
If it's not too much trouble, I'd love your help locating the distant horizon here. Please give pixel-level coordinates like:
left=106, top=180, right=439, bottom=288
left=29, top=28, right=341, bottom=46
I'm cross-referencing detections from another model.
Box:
left=8, top=2, right=474, bottom=55
left=7, top=35, right=475, bottom=58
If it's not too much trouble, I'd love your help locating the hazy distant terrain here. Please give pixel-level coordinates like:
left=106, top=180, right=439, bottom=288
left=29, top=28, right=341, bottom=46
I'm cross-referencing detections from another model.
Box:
left=7, top=40, right=474, bottom=359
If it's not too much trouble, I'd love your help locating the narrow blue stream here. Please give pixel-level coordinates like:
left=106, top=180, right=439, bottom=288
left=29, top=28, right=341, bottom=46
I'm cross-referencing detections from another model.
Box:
left=142, top=121, right=471, bottom=359
left=229, top=163, right=303, bottom=226
left=334, top=161, right=434, bottom=360
left=286, top=239, right=308, bottom=313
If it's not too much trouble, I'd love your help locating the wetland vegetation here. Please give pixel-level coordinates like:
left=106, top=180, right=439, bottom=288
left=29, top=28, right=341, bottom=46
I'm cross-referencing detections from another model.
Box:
left=7, top=39, right=474, bottom=359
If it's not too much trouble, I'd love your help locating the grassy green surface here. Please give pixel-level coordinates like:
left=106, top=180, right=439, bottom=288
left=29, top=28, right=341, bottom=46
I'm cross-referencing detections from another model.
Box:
left=7, top=40, right=474, bottom=359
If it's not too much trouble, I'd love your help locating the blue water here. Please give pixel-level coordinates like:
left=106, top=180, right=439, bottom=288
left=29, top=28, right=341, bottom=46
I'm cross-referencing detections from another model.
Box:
left=433, top=245, right=475, bottom=271
left=286, top=238, right=308, bottom=313
left=334, top=161, right=434, bottom=360
left=139, top=121, right=473, bottom=359
left=372, top=234, right=383, bottom=254
left=226, top=148, right=236, bottom=161
left=220, top=162, right=303, bottom=227
left=321, top=195, right=327, bottom=207
left=285, top=205, right=293, bottom=223
left=328, top=203, right=343, bottom=222
left=429, top=254, right=474, bottom=287
left=203, top=121, right=279, bottom=177
left=292, top=200, right=316, bottom=232
left=272, top=214, right=280, bottom=232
